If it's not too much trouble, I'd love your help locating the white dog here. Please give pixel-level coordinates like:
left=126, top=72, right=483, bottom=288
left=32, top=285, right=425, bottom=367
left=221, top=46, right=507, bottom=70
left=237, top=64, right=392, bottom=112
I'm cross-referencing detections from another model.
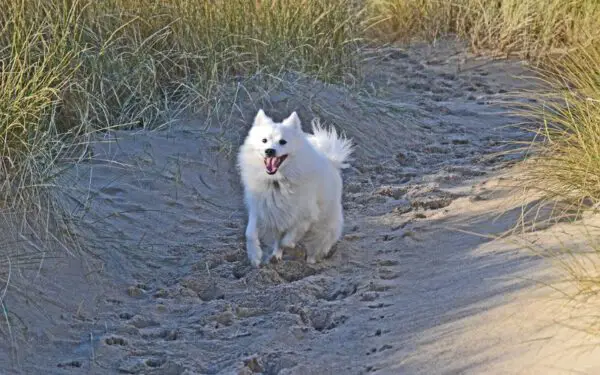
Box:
left=237, top=109, right=353, bottom=266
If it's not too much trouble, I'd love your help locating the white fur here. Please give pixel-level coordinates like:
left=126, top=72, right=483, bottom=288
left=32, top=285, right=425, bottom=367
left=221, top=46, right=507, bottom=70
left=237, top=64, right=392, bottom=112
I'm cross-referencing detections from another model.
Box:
left=237, top=109, right=353, bottom=266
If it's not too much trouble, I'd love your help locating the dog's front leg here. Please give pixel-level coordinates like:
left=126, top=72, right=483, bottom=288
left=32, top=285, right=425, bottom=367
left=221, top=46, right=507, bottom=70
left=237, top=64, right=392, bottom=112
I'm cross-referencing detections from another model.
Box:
left=245, top=210, right=263, bottom=267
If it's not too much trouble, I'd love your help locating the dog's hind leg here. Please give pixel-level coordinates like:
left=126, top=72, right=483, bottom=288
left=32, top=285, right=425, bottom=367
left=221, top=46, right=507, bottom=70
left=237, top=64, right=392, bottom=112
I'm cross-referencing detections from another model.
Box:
left=270, top=221, right=311, bottom=262
left=245, top=209, right=263, bottom=267
left=304, top=214, right=343, bottom=264
left=322, top=219, right=343, bottom=259
left=280, top=220, right=311, bottom=249
left=305, top=231, right=340, bottom=264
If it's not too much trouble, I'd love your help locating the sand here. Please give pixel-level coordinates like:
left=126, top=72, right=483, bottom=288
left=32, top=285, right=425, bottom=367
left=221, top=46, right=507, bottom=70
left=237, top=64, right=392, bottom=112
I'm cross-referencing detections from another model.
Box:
left=3, top=39, right=600, bottom=374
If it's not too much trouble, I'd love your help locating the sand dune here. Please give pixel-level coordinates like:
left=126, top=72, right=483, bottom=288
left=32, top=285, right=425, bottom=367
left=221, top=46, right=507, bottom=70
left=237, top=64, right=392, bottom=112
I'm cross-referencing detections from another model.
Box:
left=3, top=40, right=600, bottom=374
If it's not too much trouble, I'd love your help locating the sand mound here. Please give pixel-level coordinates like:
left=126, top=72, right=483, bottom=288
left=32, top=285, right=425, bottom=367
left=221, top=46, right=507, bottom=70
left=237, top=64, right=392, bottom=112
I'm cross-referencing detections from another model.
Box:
left=3, top=40, right=600, bottom=374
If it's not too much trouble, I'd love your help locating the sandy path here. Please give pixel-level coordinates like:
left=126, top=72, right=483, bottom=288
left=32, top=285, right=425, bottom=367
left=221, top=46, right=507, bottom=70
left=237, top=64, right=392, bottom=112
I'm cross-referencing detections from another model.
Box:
left=3, top=40, right=600, bottom=374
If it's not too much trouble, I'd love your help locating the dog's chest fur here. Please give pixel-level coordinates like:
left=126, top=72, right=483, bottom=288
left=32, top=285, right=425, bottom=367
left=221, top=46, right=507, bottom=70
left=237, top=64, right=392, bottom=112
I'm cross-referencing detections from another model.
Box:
left=253, top=179, right=313, bottom=234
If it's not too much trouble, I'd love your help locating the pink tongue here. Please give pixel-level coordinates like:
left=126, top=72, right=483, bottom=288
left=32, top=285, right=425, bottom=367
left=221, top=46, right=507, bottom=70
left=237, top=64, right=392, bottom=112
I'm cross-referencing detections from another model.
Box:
left=266, top=157, right=277, bottom=173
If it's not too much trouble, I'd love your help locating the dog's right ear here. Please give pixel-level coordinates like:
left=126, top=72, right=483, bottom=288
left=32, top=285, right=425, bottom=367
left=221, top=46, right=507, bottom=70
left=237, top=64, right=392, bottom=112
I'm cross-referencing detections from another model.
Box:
left=253, top=109, right=269, bottom=127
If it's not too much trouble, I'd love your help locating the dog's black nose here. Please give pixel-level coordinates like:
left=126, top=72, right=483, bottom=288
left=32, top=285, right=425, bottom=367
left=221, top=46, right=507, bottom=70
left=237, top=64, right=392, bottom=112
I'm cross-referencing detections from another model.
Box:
left=265, top=148, right=276, bottom=157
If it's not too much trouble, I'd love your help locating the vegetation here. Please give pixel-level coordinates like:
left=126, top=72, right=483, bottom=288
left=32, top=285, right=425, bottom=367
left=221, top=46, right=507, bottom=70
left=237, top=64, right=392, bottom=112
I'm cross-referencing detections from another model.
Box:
left=0, top=0, right=363, bottom=261
left=4, top=0, right=600, bottom=300
left=366, top=0, right=600, bottom=61
left=518, top=43, right=600, bottom=211
left=366, top=0, right=600, bottom=323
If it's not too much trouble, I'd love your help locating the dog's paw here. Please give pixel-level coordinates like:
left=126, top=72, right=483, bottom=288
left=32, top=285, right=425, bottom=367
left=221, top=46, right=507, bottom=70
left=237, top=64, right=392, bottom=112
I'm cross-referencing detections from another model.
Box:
left=247, top=245, right=263, bottom=267
left=280, top=236, right=296, bottom=249
left=306, top=255, right=317, bottom=264
left=270, top=248, right=283, bottom=262
left=249, top=256, right=262, bottom=267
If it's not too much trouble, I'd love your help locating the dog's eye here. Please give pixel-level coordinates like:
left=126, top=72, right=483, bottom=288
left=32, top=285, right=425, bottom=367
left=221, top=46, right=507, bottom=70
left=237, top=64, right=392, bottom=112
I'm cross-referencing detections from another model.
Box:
left=279, top=139, right=287, bottom=145
left=262, top=138, right=267, bottom=143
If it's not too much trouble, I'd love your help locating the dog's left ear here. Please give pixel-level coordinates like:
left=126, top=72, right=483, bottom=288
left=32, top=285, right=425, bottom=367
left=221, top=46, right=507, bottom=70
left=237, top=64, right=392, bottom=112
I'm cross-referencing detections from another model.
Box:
left=282, top=111, right=301, bottom=131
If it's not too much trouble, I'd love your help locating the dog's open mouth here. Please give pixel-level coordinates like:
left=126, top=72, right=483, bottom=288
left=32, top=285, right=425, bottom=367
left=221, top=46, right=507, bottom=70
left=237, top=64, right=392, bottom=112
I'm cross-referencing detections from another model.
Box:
left=264, top=155, right=288, bottom=175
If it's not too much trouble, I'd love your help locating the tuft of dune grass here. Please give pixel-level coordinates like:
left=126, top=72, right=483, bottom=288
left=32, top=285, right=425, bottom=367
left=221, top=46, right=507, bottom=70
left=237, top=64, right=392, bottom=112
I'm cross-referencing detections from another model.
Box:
left=515, top=43, right=600, bottom=218
left=365, top=0, right=600, bottom=62
left=70, top=0, right=363, bottom=130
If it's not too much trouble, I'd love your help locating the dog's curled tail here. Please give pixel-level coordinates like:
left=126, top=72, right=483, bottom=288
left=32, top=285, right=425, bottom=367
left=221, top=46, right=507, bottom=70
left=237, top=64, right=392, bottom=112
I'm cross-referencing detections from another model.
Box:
left=309, top=119, right=353, bottom=169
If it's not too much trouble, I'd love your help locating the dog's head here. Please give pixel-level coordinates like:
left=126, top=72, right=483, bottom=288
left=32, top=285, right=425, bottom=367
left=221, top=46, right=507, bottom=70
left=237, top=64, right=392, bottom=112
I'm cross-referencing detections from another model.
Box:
left=244, top=109, right=303, bottom=176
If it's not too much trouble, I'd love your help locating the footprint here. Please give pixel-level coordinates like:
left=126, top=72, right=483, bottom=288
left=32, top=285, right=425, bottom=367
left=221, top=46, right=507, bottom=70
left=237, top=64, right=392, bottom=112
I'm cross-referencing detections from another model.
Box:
left=141, top=328, right=179, bottom=341
left=99, top=186, right=126, bottom=196
left=272, top=261, right=318, bottom=283
left=309, top=310, right=348, bottom=332
left=368, top=282, right=391, bottom=292
left=162, top=330, right=179, bottom=341
left=365, top=344, right=393, bottom=355
left=57, top=360, right=82, bottom=368
left=376, top=185, right=407, bottom=200
left=360, top=292, right=379, bottom=302
left=129, top=315, right=160, bottom=329
left=410, top=191, right=457, bottom=210
left=243, top=357, right=264, bottom=373
left=119, top=312, right=134, bottom=320
left=377, top=259, right=399, bottom=267
left=119, top=356, right=183, bottom=375
left=232, top=263, right=251, bottom=279
left=260, top=352, right=298, bottom=375
left=145, top=358, right=166, bottom=368
left=105, top=336, right=128, bottom=346
left=439, top=72, right=456, bottom=81
left=317, top=280, right=358, bottom=301
left=181, top=276, right=224, bottom=301
left=379, top=269, right=402, bottom=280
left=368, top=302, right=393, bottom=309
left=324, top=315, right=348, bottom=331
left=223, top=248, right=246, bottom=263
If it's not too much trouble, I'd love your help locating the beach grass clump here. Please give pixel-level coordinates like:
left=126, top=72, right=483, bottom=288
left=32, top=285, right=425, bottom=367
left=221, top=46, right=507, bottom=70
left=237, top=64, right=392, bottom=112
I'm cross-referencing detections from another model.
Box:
left=365, top=0, right=600, bottom=61
left=517, top=43, right=600, bottom=215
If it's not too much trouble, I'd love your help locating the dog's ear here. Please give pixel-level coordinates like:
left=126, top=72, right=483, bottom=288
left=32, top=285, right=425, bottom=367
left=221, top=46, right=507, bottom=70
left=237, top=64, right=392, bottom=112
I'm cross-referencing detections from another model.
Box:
left=282, top=111, right=301, bottom=131
left=253, top=109, right=270, bottom=127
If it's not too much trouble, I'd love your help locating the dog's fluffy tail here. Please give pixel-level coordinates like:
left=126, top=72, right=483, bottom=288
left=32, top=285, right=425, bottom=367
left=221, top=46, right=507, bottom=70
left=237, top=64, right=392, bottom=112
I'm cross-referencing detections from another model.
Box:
left=309, top=119, right=353, bottom=169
